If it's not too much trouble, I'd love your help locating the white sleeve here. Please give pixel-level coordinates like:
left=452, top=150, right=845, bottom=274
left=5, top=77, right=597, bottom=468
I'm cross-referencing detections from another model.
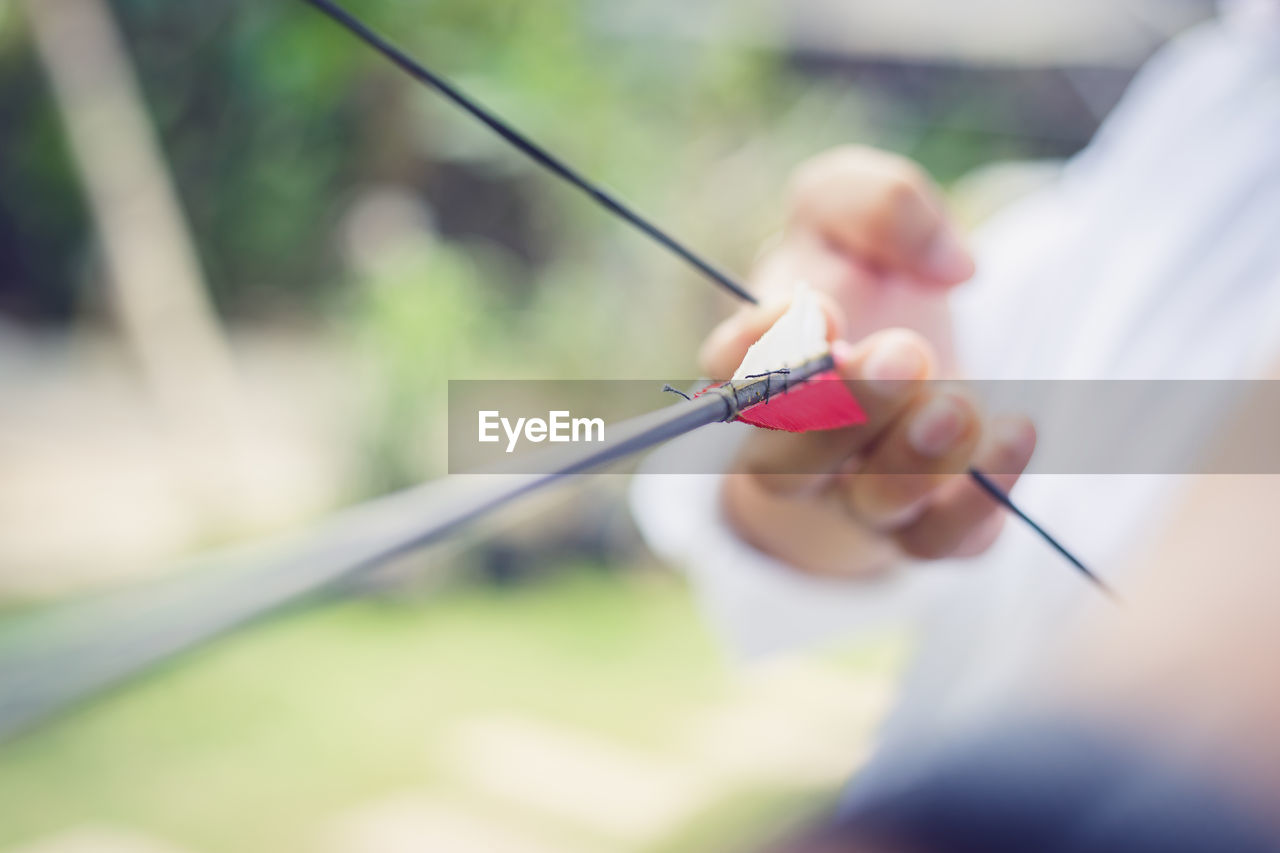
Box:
left=629, top=421, right=954, bottom=658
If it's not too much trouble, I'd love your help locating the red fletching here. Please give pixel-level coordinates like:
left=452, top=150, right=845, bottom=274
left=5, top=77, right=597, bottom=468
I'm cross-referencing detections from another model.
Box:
left=739, top=371, right=865, bottom=431
left=698, top=371, right=866, bottom=432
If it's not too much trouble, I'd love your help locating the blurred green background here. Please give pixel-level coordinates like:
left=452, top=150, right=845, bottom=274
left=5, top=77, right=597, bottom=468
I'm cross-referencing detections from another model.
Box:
left=0, top=0, right=1209, bottom=850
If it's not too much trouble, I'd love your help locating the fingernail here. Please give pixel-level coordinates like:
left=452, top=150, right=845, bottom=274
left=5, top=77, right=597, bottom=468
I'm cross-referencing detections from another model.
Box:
left=923, top=226, right=975, bottom=282
left=908, top=394, right=968, bottom=457
left=861, top=333, right=926, bottom=395
left=993, top=416, right=1035, bottom=458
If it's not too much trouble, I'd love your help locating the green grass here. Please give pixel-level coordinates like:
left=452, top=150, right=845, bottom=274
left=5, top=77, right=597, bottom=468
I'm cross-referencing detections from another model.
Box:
left=0, top=567, right=901, bottom=852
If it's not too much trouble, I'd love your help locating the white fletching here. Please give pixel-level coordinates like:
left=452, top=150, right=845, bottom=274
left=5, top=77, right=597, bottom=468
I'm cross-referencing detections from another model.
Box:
left=732, top=284, right=829, bottom=380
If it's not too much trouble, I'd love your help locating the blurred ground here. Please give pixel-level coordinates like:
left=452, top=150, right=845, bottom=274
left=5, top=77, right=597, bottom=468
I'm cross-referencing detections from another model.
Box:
left=0, top=569, right=903, bottom=853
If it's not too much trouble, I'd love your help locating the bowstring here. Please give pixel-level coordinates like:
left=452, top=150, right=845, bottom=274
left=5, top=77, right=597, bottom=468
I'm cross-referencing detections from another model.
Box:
left=300, top=0, right=755, bottom=305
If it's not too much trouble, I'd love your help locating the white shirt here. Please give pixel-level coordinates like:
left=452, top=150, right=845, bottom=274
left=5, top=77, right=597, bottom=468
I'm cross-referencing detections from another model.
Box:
left=631, top=0, right=1280, bottom=763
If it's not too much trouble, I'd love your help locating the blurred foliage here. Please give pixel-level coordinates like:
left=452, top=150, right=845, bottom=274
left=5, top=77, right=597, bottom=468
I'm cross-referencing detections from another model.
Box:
left=0, top=0, right=791, bottom=318
left=345, top=235, right=506, bottom=491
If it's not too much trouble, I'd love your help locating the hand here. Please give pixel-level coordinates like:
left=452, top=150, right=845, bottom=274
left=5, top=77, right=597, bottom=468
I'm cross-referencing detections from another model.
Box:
left=704, top=147, right=1034, bottom=578
left=719, top=145, right=975, bottom=371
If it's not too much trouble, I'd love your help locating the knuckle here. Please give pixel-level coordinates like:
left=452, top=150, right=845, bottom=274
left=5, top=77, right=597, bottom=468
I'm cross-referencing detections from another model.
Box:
left=787, top=145, right=902, bottom=217
left=865, top=174, right=932, bottom=242
left=914, top=390, right=983, bottom=457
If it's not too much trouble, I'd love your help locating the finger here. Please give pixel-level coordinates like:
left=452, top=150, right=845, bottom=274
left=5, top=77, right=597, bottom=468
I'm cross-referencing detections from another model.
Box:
left=699, top=290, right=846, bottom=380
left=731, top=328, right=936, bottom=496
left=841, top=389, right=981, bottom=528
left=787, top=146, right=974, bottom=285
left=893, top=415, right=1036, bottom=560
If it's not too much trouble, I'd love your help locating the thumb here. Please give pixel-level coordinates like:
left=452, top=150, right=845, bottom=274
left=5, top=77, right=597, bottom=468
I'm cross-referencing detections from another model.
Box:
left=789, top=146, right=975, bottom=286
